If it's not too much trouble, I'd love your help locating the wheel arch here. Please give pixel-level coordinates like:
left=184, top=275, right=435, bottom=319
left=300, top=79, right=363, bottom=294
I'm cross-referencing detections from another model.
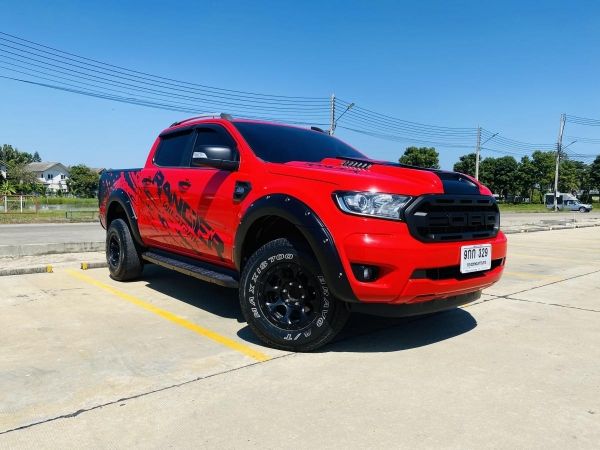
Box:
left=105, top=189, right=144, bottom=247
left=234, top=194, right=358, bottom=303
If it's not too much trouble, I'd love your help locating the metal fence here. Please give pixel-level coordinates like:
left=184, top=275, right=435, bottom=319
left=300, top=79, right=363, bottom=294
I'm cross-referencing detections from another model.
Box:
left=1, top=196, right=99, bottom=221
left=1, top=195, right=40, bottom=213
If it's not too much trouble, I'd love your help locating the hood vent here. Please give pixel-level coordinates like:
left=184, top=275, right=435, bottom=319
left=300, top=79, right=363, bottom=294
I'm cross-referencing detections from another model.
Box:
left=341, top=159, right=372, bottom=170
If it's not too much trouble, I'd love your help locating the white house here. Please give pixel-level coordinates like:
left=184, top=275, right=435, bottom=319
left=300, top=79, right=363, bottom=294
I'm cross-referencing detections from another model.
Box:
left=26, top=162, right=70, bottom=193
left=0, top=163, right=6, bottom=180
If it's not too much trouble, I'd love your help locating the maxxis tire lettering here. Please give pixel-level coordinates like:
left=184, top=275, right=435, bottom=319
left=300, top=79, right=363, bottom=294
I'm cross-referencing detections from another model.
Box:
left=239, top=238, right=351, bottom=351
left=247, top=252, right=331, bottom=341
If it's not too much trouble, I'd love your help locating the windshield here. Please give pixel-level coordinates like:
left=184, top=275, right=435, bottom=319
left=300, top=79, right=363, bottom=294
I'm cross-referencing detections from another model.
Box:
left=233, top=122, right=365, bottom=163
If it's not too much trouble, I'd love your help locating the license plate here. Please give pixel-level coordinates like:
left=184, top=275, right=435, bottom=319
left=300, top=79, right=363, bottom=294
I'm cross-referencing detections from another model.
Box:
left=460, top=244, right=492, bottom=274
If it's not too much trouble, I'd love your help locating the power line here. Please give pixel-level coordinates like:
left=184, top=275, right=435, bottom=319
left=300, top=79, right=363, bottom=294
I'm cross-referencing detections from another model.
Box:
left=565, top=114, right=600, bottom=126
left=338, top=125, right=480, bottom=149
left=0, top=31, right=326, bottom=101
left=566, top=135, right=600, bottom=145
left=1, top=32, right=595, bottom=164
left=0, top=46, right=330, bottom=113
left=337, top=98, right=477, bottom=133
left=0, top=74, right=329, bottom=126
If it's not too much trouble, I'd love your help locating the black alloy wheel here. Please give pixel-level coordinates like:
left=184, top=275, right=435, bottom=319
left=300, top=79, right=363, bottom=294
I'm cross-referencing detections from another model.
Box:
left=239, top=238, right=350, bottom=352
left=258, top=262, right=322, bottom=330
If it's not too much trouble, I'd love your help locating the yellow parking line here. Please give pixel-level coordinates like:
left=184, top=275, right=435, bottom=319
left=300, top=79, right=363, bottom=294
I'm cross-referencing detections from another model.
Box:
left=66, top=269, right=270, bottom=362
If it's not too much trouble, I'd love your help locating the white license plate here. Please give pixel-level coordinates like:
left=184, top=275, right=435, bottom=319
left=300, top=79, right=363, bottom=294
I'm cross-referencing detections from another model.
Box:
left=460, top=244, right=492, bottom=274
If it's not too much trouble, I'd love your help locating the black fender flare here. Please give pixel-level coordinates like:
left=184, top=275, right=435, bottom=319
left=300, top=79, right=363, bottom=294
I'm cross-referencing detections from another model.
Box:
left=234, top=194, right=358, bottom=303
left=106, top=189, right=144, bottom=247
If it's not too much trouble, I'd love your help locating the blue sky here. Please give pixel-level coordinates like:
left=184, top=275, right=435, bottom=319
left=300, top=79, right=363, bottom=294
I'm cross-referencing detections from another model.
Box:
left=1, top=0, right=599, bottom=169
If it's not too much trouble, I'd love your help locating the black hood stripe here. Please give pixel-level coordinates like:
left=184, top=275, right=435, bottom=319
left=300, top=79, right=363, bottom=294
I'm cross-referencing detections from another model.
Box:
left=336, top=157, right=480, bottom=195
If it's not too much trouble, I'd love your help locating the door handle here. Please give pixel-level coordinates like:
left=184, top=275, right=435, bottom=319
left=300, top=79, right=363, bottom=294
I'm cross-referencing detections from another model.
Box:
left=178, top=180, right=191, bottom=190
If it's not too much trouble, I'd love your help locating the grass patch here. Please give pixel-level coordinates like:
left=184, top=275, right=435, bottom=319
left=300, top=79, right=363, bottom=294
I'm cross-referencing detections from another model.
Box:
left=0, top=210, right=99, bottom=224
left=39, top=197, right=98, bottom=206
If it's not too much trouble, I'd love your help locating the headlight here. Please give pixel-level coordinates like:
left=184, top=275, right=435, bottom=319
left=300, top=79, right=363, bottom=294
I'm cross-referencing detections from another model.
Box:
left=334, top=191, right=412, bottom=220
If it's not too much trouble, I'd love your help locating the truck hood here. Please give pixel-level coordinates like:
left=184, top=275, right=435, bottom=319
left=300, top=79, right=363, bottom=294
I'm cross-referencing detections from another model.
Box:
left=266, top=157, right=487, bottom=196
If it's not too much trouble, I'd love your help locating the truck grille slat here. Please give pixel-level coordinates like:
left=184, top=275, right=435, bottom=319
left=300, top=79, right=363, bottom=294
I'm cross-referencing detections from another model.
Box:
left=404, top=195, right=500, bottom=242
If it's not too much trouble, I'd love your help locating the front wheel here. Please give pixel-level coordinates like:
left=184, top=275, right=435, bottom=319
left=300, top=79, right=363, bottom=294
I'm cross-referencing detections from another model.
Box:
left=579, top=207, right=587, bottom=213
left=239, top=238, right=350, bottom=351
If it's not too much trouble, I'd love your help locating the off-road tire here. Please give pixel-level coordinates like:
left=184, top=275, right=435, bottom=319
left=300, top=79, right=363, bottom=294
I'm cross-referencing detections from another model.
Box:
left=239, top=238, right=350, bottom=351
left=106, top=218, right=143, bottom=281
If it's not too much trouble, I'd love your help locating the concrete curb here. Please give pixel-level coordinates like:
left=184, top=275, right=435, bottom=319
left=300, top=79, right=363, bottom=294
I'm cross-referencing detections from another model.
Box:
left=0, top=265, right=54, bottom=277
left=0, top=241, right=104, bottom=257
left=0, top=261, right=108, bottom=277
left=81, top=261, right=108, bottom=270
left=502, top=222, right=600, bottom=234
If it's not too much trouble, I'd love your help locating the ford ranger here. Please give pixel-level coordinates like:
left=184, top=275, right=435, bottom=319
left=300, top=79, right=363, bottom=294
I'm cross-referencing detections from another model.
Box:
left=99, top=114, right=507, bottom=351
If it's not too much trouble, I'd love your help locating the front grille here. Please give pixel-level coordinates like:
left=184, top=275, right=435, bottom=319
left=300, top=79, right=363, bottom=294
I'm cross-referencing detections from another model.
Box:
left=411, top=258, right=504, bottom=281
left=404, top=195, right=500, bottom=242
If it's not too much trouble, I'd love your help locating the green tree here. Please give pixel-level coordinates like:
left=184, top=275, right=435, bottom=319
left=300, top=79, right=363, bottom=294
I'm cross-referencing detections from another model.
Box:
left=399, top=146, right=440, bottom=169
left=0, top=180, right=17, bottom=195
left=32, top=151, right=42, bottom=162
left=478, top=157, right=497, bottom=193
left=495, top=156, right=518, bottom=197
left=558, top=158, right=581, bottom=193
left=515, top=156, right=537, bottom=199
left=4, top=161, right=38, bottom=193
left=479, top=156, right=518, bottom=198
left=531, top=150, right=556, bottom=202
left=0, top=144, right=42, bottom=194
left=0, top=144, right=36, bottom=165
left=589, top=155, right=600, bottom=193
left=453, top=153, right=476, bottom=176
left=67, top=165, right=100, bottom=198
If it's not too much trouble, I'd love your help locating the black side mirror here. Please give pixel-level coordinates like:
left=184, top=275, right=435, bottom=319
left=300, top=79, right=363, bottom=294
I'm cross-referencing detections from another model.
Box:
left=191, top=145, right=239, bottom=171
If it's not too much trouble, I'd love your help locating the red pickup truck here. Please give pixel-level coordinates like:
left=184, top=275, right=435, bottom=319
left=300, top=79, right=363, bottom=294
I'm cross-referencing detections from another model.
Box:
left=99, top=115, right=506, bottom=351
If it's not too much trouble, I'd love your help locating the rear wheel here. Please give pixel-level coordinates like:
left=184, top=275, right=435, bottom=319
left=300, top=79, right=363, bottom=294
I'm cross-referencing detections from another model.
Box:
left=239, top=238, right=350, bottom=351
left=106, top=218, right=143, bottom=281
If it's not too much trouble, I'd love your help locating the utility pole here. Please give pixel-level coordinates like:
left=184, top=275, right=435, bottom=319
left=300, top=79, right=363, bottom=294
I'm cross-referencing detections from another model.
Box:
left=475, top=126, right=482, bottom=180
left=553, top=113, right=566, bottom=212
left=329, top=94, right=336, bottom=135
left=474, top=128, right=498, bottom=181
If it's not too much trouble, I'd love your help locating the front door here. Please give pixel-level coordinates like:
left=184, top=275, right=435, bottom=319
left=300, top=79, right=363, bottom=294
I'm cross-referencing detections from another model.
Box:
left=148, top=125, right=241, bottom=265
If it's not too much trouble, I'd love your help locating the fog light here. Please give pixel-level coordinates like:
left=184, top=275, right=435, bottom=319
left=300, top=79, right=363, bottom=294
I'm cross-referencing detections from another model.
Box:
left=351, top=264, right=380, bottom=282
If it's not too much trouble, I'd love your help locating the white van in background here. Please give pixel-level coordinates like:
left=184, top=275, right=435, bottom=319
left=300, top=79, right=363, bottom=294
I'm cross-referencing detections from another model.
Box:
left=545, top=193, right=593, bottom=212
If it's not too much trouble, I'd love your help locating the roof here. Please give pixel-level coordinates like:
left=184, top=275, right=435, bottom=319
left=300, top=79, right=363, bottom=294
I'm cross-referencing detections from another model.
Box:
left=163, top=116, right=314, bottom=136
left=26, top=162, right=69, bottom=172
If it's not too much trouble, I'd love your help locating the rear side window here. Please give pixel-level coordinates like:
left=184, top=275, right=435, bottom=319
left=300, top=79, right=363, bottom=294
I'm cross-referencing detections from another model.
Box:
left=154, top=131, right=193, bottom=167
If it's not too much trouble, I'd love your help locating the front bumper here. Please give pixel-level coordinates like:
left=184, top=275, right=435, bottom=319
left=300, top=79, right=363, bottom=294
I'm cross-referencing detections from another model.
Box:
left=351, top=290, right=481, bottom=317
left=335, top=221, right=507, bottom=304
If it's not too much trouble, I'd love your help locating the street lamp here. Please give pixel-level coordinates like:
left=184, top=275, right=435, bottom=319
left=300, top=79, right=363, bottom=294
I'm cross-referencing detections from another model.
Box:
left=331, top=102, right=354, bottom=135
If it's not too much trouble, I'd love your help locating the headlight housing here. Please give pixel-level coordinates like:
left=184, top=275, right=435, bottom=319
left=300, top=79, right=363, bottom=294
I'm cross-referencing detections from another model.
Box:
left=334, top=191, right=412, bottom=220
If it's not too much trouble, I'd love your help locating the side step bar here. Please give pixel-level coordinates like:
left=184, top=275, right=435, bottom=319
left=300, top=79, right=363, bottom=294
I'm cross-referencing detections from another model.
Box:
left=142, top=251, right=238, bottom=289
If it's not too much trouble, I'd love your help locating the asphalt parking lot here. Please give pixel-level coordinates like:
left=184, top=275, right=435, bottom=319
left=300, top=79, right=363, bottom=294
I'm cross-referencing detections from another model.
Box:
left=0, top=227, right=599, bottom=448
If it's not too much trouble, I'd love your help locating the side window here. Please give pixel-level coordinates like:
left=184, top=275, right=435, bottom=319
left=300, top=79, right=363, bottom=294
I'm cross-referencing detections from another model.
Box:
left=193, top=127, right=238, bottom=161
left=154, top=131, right=193, bottom=167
